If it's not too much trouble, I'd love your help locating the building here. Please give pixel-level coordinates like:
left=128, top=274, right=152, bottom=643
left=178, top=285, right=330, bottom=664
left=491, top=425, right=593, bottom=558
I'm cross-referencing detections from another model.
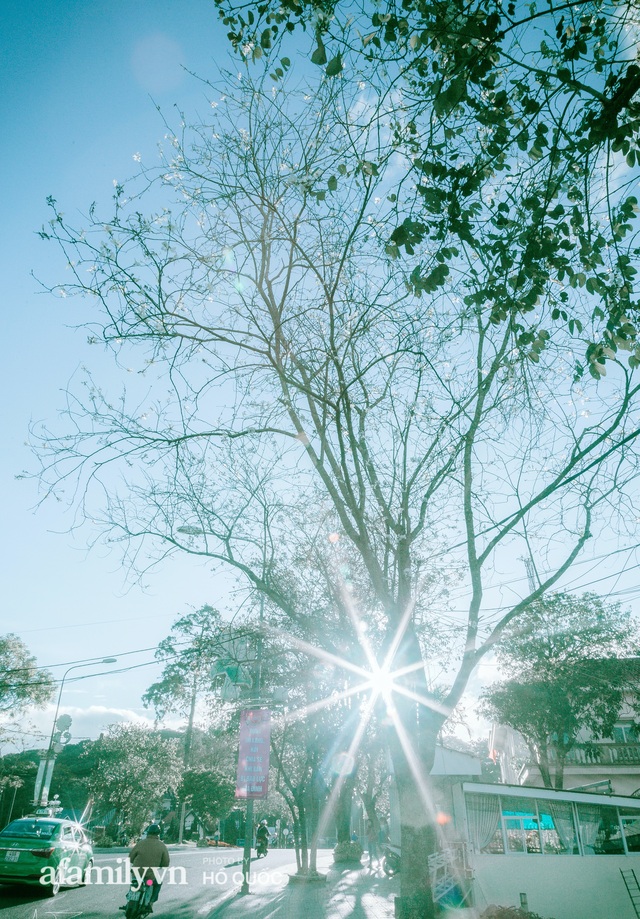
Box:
left=490, top=658, right=640, bottom=797
left=390, top=742, right=640, bottom=917
left=441, top=781, right=640, bottom=919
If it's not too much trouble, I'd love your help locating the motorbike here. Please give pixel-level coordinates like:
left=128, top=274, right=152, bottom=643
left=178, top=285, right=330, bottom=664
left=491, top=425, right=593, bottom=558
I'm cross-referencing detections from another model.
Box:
left=381, top=844, right=401, bottom=876
left=122, top=877, right=155, bottom=918
left=255, top=836, right=268, bottom=858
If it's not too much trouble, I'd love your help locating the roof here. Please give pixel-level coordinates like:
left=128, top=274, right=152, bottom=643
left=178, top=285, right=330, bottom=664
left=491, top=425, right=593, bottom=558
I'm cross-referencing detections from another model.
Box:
left=431, top=746, right=483, bottom=776
left=462, top=781, right=640, bottom=810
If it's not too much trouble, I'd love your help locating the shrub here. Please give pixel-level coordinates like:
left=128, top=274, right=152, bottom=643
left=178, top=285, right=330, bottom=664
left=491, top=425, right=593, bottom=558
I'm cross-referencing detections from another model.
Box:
left=480, top=907, right=558, bottom=919
left=333, top=840, right=363, bottom=863
left=93, top=836, right=117, bottom=848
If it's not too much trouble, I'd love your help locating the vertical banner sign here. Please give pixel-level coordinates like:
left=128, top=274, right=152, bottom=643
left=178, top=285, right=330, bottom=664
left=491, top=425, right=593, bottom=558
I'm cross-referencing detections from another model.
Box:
left=235, top=709, right=271, bottom=799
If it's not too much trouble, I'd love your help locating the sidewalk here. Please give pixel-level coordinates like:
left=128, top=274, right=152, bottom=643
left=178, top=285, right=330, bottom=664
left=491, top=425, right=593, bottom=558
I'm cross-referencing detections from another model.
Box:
left=208, top=853, right=399, bottom=919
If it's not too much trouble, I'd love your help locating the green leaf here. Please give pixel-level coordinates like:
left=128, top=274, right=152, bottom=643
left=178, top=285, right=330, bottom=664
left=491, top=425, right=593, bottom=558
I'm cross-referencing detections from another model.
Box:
left=326, top=54, right=343, bottom=77
left=433, top=77, right=467, bottom=117
left=360, top=160, right=379, bottom=177
left=311, top=41, right=327, bottom=67
left=327, top=175, right=338, bottom=191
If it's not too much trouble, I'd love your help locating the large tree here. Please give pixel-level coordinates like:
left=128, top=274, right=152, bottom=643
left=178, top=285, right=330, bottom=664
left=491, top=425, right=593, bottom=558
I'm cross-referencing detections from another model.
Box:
left=479, top=591, right=640, bottom=789
left=34, top=73, right=640, bottom=916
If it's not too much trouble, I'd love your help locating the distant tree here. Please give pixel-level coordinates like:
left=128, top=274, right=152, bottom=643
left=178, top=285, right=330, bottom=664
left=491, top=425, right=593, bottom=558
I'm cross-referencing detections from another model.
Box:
left=49, top=740, right=96, bottom=819
left=270, top=713, right=327, bottom=874
left=177, top=768, right=235, bottom=835
left=143, top=606, right=252, bottom=841
left=0, top=751, right=38, bottom=825
left=0, top=634, right=54, bottom=718
left=479, top=592, right=640, bottom=789
left=88, top=724, right=181, bottom=838
left=143, top=607, right=226, bottom=723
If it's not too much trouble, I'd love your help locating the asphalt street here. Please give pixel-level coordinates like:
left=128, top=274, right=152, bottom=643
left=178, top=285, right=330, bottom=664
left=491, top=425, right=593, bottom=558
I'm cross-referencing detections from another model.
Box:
left=0, top=846, right=306, bottom=919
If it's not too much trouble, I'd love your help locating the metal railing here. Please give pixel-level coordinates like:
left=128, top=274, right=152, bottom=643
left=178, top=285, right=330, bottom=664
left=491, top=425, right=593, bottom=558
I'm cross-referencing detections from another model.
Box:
left=565, top=743, right=640, bottom=766
left=428, top=843, right=473, bottom=904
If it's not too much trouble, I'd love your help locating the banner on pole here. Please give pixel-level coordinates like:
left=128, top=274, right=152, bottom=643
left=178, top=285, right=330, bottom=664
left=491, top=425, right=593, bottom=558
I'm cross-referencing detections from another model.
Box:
left=235, top=708, right=271, bottom=799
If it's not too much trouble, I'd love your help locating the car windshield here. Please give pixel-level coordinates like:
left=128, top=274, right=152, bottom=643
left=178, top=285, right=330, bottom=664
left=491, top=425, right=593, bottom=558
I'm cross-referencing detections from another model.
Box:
left=0, top=820, right=59, bottom=839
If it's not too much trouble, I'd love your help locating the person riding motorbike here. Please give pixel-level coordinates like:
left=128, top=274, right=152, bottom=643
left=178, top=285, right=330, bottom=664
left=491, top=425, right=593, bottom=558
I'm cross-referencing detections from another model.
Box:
left=256, top=820, right=269, bottom=857
left=124, top=824, right=170, bottom=914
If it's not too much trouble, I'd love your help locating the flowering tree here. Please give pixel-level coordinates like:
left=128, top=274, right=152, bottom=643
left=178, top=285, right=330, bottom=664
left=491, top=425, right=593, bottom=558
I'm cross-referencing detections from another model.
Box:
left=89, top=724, right=181, bottom=837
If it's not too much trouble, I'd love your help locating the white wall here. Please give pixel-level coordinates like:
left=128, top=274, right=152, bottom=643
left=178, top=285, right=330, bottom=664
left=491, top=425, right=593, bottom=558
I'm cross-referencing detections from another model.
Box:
left=470, top=853, right=638, bottom=919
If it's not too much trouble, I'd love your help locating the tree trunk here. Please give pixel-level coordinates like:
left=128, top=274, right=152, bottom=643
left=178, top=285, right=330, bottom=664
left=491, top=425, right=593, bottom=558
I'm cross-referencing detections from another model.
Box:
left=335, top=770, right=356, bottom=843
left=392, top=752, right=438, bottom=919
left=554, top=752, right=567, bottom=790
left=386, top=686, right=441, bottom=919
left=536, top=744, right=553, bottom=789
left=297, top=797, right=309, bottom=873
left=309, top=770, right=321, bottom=874
left=292, top=815, right=302, bottom=871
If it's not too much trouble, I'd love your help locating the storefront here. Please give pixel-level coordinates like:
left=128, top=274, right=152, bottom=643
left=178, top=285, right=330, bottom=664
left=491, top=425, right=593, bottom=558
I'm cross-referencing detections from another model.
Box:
left=453, top=782, right=640, bottom=918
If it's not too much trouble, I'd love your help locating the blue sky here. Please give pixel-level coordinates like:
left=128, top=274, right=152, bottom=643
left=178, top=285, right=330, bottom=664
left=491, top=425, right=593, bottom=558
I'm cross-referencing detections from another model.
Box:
left=1, top=0, right=245, bottom=747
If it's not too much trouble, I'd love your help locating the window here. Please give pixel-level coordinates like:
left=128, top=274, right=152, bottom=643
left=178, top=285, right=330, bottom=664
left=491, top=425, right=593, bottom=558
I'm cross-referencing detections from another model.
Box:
left=576, top=803, right=623, bottom=855
left=501, top=797, right=541, bottom=854
left=0, top=820, right=58, bottom=839
left=465, top=794, right=502, bottom=853
left=619, top=809, right=640, bottom=853
left=540, top=801, right=579, bottom=855
left=613, top=724, right=638, bottom=744
left=466, top=794, right=640, bottom=856
left=465, top=795, right=579, bottom=855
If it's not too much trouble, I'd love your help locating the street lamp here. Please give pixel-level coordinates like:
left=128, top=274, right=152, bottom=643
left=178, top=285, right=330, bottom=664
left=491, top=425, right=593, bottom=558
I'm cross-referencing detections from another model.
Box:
left=33, top=658, right=118, bottom=808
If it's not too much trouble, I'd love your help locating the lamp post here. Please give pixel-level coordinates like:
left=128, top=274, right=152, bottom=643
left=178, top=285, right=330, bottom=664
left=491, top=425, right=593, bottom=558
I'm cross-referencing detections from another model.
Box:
left=33, top=658, right=118, bottom=808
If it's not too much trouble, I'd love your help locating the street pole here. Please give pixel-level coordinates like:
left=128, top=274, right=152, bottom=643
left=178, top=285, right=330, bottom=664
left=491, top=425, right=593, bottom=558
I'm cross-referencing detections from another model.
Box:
left=240, top=596, right=264, bottom=896
left=241, top=799, right=254, bottom=894
left=33, top=658, right=117, bottom=807
left=178, top=676, right=198, bottom=845
left=7, top=781, right=20, bottom=824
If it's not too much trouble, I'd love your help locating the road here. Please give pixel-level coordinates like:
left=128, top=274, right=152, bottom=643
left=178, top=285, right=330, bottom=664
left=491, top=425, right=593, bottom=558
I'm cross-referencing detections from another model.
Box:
left=0, top=845, right=312, bottom=919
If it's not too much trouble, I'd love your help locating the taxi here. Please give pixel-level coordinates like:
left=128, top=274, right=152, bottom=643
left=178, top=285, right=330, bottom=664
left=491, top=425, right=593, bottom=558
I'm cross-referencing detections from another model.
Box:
left=0, top=816, right=93, bottom=895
